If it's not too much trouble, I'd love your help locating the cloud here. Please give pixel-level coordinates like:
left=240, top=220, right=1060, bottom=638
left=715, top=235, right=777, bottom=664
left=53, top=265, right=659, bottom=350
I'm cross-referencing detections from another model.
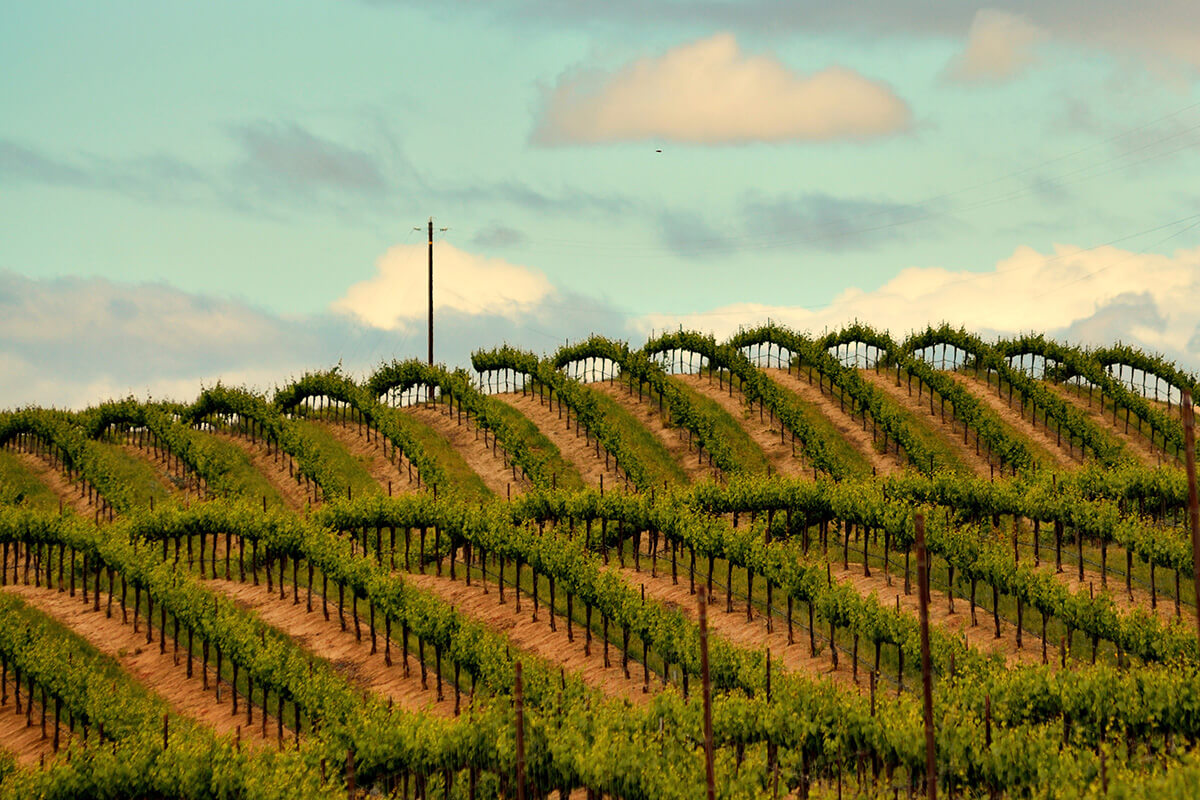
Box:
left=944, top=9, right=1048, bottom=83
left=229, top=122, right=391, bottom=196
left=744, top=192, right=929, bottom=250
left=332, top=242, right=555, bottom=330
left=0, top=140, right=90, bottom=185
left=444, top=180, right=635, bottom=216
left=533, top=34, right=911, bottom=145
left=0, top=264, right=633, bottom=409
left=0, top=139, right=211, bottom=205
left=656, top=192, right=931, bottom=259
left=2, top=129, right=634, bottom=225
left=410, top=1, right=1200, bottom=71
left=657, top=211, right=734, bottom=259
left=471, top=225, right=527, bottom=248
left=635, top=240, right=1200, bottom=368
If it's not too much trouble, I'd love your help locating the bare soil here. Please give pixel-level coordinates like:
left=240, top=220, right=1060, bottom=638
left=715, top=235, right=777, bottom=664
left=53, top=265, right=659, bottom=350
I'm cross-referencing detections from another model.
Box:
left=405, top=404, right=529, bottom=497
left=830, top=564, right=1044, bottom=668
left=117, top=442, right=198, bottom=499
left=490, top=392, right=624, bottom=490
left=946, top=373, right=1077, bottom=470
left=0, top=694, right=67, bottom=766
left=1049, top=385, right=1163, bottom=468
left=10, top=450, right=102, bottom=518
left=1033, top=556, right=1195, bottom=629
left=764, top=368, right=901, bottom=476
left=310, top=420, right=419, bottom=498
left=401, top=570, right=651, bottom=705
left=209, top=433, right=312, bottom=512
left=587, top=380, right=715, bottom=482
left=611, top=562, right=863, bottom=691
left=2, top=584, right=283, bottom=747
left=858, top=369, right=992, bottom=479
left=207, top=579, right=456, bottom=716
left=670, top=373, right=810, bottom=478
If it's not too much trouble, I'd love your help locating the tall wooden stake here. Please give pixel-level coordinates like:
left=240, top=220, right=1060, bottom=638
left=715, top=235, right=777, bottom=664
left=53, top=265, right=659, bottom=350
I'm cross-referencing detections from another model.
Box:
left=915, top=513, right=937, bottom=800
left=427, top=217, right=434, bottom=365
left=699, top=586, right=716, bottom=800
left=1182, top=391, right=1200, bottom=640
left=515, top=661, right=526, bottom=800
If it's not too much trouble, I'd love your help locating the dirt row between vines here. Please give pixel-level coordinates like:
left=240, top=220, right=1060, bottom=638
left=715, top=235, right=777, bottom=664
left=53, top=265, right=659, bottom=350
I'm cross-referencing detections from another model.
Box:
left=857, top=370, right=992, bottom=479
left=1049, top=385, right=1163, bottom=468
left=308, top=419, right=420, bottom=498
left=490, top=392, right=624, bottom=491
left=764, top=368, right=902, bottom=476
left=402, top=569, right=653, bottom=706
left=9, top=450, right=104, bottom=518
left=670, top=373, right=811, bottom=479
left=0, top=696, right=65, bottom=766
left=116, top=442, right=193, bottom=499
left=831, top=563, right=1045, bottom=667
left=586, top=380, right=717, bottom=483
left=404, top=405, right=526, bottom=498
left=209, top=433, right=313, bottom=512
left=613, top=562, right=863, bottom=690
left=1033, top=551, right=1196, bottom=629
left=1, top=583, right=283, bottom=748
left=208, top=579, right=456, bottom=717
left=946, top=373, right=1077, bottom=471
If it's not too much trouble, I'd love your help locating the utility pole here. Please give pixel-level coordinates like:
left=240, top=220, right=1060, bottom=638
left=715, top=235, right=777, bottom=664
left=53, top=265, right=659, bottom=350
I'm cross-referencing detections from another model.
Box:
left=427, top=217, right=434, bottom=365
left=414, top=218, right=446, bottom=365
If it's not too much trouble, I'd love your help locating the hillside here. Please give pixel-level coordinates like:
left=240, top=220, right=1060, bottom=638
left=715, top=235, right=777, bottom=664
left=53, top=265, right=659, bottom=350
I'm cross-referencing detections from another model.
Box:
left=0, top=323, right=1198, bottom=799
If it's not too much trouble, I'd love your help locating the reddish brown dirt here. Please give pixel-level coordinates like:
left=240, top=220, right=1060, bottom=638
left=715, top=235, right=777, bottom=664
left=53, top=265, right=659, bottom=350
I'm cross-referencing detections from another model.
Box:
left=830, top=564, right=1044, bottom=667
left=946, top=373, right=1077, bottom=470
left=587, top=381, right=715, bottom=483
left=858, top=369, right=992, bottom=479
left=0, top=695, right=68, bottom=767
left=670, top=373, right=810, bottom=479
left=310, top=420, right=419, bottom=498
left=117, top=442, right=196, bottom=498
left=491, top=392, right=623, bottom=490
left=209, top=433, right=312, bottom=512
left=764, top=368, right=901, bottom=476
left=9, top=450, right=101, bottom=518
left=207, top=579, right=456, bottom=716
left=2, top=584, right=282, bottom=747
left=611, top=562, right=863, bottom=691
left=401, top=569, right=651, bottom=705
left=1049, top=385, right=1163, bottom=468
left=404, top=404, right=529, bottom=497
left=1030, top=554, right=1196, bottom=629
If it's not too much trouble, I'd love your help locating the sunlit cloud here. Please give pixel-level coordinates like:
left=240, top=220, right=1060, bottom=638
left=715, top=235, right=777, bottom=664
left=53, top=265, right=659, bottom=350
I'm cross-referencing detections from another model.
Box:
left=533, top=34, right=911, bottom=145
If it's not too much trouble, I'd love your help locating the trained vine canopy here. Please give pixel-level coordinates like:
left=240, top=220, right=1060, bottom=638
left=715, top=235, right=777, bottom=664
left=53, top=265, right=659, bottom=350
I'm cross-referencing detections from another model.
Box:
left=3, top=322, right=1200, bottom=798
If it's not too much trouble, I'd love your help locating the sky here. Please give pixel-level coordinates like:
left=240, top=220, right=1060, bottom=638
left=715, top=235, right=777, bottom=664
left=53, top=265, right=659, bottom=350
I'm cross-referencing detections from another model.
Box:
left=2, top=1, right=1199, bottom=408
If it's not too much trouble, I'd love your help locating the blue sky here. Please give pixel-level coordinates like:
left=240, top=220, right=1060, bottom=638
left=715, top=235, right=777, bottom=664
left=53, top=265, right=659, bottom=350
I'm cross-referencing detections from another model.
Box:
left=2, top=1, right=1199, bottom=407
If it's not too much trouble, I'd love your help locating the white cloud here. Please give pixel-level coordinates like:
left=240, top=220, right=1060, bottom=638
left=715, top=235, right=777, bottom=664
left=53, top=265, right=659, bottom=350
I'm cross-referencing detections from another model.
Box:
left=945, top=9, right=1049, bottom=83
left=332, top=242, right=555, bottom=330
left=636, top=242, right=1200, bottom=366
left=533, top=34, right=911, bottom=145
left=0, top=263, right=630, bottom=410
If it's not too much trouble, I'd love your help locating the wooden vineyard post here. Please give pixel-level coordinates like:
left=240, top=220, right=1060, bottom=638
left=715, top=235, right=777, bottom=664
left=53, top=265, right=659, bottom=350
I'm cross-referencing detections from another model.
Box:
left=1182, top=390, right=1200, bottom=641
left=915, top=513, right=937, bottom=800
left=698, top=586, right=717, bottom=800
left=514, top=661, right=526, bottom=800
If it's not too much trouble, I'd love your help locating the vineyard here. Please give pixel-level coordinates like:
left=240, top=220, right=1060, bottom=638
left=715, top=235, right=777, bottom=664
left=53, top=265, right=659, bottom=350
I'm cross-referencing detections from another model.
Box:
left=2, top=322, right=1200, bottom=799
